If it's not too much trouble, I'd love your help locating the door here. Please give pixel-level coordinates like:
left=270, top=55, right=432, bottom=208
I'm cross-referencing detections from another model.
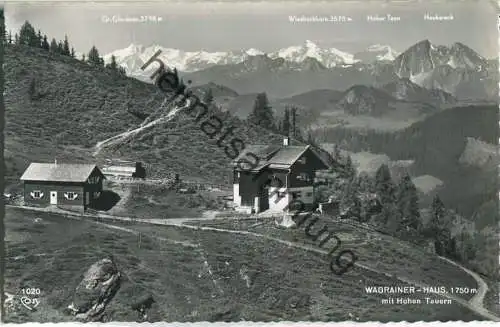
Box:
left=50, top=191, right=57, bottom=205
left=259, top=184, right=269, bottom=212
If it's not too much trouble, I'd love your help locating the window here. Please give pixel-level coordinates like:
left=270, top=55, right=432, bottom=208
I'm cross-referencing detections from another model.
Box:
left=306, top=192, right=313, bottom=197
left=93, top=192, right=101, bottom=199
left=297, top=173, right=311, bottom=182
left=30, top=190, right=44, bottom=199
left=64, top=192, right=78, bottom=200
left=291, top=191, right=302, bottom=199
left=88, top=177, right=100, bottom=185
left=298, top=157, right=306, bottom=164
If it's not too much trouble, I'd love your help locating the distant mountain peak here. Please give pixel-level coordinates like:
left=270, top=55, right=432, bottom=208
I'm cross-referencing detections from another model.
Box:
left=337, top=85, right=395, bottom=116
left=305, top=39, right=319, bottom=47
left=415, top=39, right=432, bottom=48
left=269, top=41, right=358, bottom=68
left=393, top=39, right=487, bottom=79
left=246, top=48, right=264, bottom=56
left=355, top=44, right=400, bottom=62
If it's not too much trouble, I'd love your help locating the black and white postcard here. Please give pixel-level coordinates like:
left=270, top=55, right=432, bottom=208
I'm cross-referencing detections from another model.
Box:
left=1, top=0, right=499, bottom=323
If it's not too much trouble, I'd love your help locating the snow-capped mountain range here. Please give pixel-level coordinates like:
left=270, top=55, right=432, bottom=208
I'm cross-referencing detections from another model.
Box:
left=103, top=39, right=495, bottom=101
left=103, top=40, right=398, bottom=75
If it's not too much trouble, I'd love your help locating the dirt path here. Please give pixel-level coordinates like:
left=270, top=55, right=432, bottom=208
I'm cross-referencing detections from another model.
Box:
left=7, top=205, right=500, bottom=321
left=165, top=221, right=500, bottom=321
left=92, top=98, right=190, bottom=157
left=438, top=255, right=490, bottom=312
left=87, top=213, right=500, bottom=321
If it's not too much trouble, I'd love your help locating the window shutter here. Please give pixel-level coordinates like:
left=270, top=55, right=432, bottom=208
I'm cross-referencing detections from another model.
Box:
left=30, top=191, right=44, bottom=199
left=64, top=192, right=78, bottom=200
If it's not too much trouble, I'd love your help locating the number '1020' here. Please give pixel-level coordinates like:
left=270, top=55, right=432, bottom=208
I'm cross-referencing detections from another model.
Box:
left=22, top=288, right=41, bottom=295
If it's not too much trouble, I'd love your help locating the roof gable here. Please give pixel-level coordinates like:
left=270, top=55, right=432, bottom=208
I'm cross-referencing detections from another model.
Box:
left=234, top=144, right=332, bottom=171
left=267, top=146, right=309, bottom=166
left=20, top=163, right=103, bottom=183
left=232, top=145, right=281, bottom=170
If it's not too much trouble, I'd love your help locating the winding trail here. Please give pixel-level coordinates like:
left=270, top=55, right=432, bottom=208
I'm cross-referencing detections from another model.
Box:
left=93, top=98, right=190, bottom=157
left=7, top=205, right=500, bottom=321
left=438, top=255, right=490, bottom=311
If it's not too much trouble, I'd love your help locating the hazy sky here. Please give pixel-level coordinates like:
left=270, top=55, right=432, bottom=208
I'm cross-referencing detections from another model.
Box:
left=4, top=1, right=498, bottom=57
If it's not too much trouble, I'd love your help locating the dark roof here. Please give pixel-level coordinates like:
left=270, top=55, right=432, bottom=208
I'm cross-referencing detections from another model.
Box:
left=233, top=145, right=281, bottom=171
left=267, top=146, right=309, bottom=165
left=233, top=144, right=331, bottom=171
left=20, top=163, right=102, bottom=183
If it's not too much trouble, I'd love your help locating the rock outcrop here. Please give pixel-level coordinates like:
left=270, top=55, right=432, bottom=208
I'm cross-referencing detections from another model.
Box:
left=67, top=258, right=121, bottom=322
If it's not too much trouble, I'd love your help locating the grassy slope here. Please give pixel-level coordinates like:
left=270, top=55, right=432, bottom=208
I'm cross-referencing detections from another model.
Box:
left=104, top=180, right=226, bottom=219
left=4, top=207, right=484, bottom=322
left=193, top=218, right=479, bottom=298
left=5, top=44, right=284, bottom=185
left=4, top=44, right=166, bottom=177
left=96, top=102, right=286, bottom=183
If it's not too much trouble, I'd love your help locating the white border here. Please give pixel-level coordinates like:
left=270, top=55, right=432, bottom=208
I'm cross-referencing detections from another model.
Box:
left=2, top=0, right=499, bottom=326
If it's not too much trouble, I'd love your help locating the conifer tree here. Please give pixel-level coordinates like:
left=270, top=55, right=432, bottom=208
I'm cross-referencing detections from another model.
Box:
left=70, top=47, right=75, bottom=58
left=374, top=164, right=398, bottom=227
left=248, top=92, right=275, bottom=130
left=355, top=172, right=379, bottom=222
left=340, top=178, right=361, bottom=219
left=49, top=38, right=58, bottom=52
left=19, top=21, right=37, bottom=46
left=456, top=231, right=476, bottom=262
left=428, top=195, right=456, bottom=255
left=88, top=45, right=101, bottom=65
left=57, top=40, right=64, bottom=54
left=0, top=12, right=4, bottom=45
left=37, top=30, right=42, bottom=48
left=306, top=130, right=316, bottom=146
left=344, top=155, right=356, bottom=180
left=356, top=172, right=374, bottom=194
left=109, top=54, right=118, bottom=70
left=41, top=35, right=49, bottom=50
left=430, top=195, right=445, bottom=236
left=332, top=144, right=341, bottom=163
left=291, top=106, right=297, bottom=137
left=63, top=35, right=70, bottom=55
left=375, top=164, right=395, bottom=202
left=397, top=172, right=421, bottom=232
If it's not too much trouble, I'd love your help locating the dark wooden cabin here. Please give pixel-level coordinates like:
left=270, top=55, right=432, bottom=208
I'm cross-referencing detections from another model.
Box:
left=20, top=162, right=106, bottom=212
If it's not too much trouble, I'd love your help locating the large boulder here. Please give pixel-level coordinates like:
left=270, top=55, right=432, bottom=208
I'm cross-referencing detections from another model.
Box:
left=67, top=258, right=121, bottom=322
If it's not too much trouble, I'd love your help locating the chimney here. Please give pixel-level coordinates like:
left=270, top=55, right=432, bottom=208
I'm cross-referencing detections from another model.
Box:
left=283, top=137, right=289, bottom=147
